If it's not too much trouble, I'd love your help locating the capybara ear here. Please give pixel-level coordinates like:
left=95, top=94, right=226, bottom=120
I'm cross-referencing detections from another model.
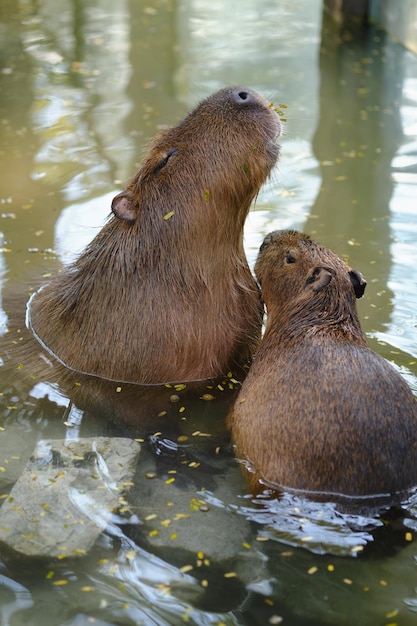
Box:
left=111, top=191, right=137, bottom=223
left=305, top=264, right=335, bottom=293
left=349, top=270, right=367, bottom=299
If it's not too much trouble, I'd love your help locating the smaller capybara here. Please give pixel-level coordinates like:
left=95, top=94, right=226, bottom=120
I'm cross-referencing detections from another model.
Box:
left=228, top=230, right=417, bottom=498
left=26, top=87, right=280, bottom=385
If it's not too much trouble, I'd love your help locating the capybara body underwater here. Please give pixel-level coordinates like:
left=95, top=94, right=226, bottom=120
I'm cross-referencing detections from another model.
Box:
left=27, top=87, right=280, bottom=384
left=228, top=230, right=417, bottom=498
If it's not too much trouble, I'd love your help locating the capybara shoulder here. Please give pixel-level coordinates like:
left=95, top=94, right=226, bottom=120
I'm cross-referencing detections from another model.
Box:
left=27, top=87, right=280, bottom=384
left=228, top=230, right=417, bottom=498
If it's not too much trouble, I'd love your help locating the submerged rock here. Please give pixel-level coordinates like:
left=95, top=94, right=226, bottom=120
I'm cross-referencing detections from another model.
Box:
left=0, top=437, right=141, bottom=558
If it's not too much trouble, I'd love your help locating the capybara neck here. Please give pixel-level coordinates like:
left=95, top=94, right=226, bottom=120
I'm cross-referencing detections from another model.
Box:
left=27, top=87, right=280, bottom=384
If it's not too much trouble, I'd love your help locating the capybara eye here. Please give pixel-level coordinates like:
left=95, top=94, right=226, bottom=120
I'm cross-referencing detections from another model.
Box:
left=285, top=251, right=296, bottom=264
left=153, top=147, right=178, bottom=175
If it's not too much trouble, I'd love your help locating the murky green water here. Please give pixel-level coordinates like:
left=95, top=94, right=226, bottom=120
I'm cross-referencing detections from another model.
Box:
left=1, top=1, right=417, bottom=624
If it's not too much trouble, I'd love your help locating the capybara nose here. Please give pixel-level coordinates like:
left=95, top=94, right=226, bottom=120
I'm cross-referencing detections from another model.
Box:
left=232, top=88, right=257, bottom=105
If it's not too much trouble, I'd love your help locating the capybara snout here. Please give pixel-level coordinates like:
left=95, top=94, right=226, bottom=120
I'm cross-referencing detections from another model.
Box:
left=27, top=87, right=280, bottom=385
left=228, top=230, right=417, bottom=499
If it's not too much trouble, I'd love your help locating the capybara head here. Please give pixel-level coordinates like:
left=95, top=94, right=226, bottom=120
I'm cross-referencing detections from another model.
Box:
left=254, top=230, right=366, bottom=331
left=27, top=87, right=281, bottom=385
left=112, top=87, right=281, bottom=229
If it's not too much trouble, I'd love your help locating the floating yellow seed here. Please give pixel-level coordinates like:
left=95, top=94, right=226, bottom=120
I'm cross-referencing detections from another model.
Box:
left=405, top=532, right=413, bottom=542
left=350, top=545, right=364, bottom=554
left=163, top=210, right=175, bottom=220
left=224, top=571, right=237, bottom=578
left=308, top=566, right=318, bottom=575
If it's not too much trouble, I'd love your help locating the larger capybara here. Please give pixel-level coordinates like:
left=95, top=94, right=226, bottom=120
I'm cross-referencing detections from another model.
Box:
left=228, top=230, right=417, bottom=498
left=26, top=87, right=280, bottom=385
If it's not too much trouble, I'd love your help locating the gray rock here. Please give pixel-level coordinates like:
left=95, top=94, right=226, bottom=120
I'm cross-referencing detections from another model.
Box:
left=0, top=437, right=141, bottom=558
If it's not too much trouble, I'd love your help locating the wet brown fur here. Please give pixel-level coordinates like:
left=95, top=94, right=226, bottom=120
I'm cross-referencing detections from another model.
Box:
left=27, top=87, right=280, bottom=384
left=228, top=230, right=417, bottom=498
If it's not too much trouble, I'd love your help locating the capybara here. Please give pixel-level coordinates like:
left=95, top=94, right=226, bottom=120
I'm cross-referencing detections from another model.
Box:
left=228, top=230, right=417, bottom=498
left=26, top=87, right=280, bottom=384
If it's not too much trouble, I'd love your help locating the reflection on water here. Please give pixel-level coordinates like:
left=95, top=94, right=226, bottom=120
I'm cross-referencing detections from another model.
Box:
left=1, top=0, right=417, bottom=624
